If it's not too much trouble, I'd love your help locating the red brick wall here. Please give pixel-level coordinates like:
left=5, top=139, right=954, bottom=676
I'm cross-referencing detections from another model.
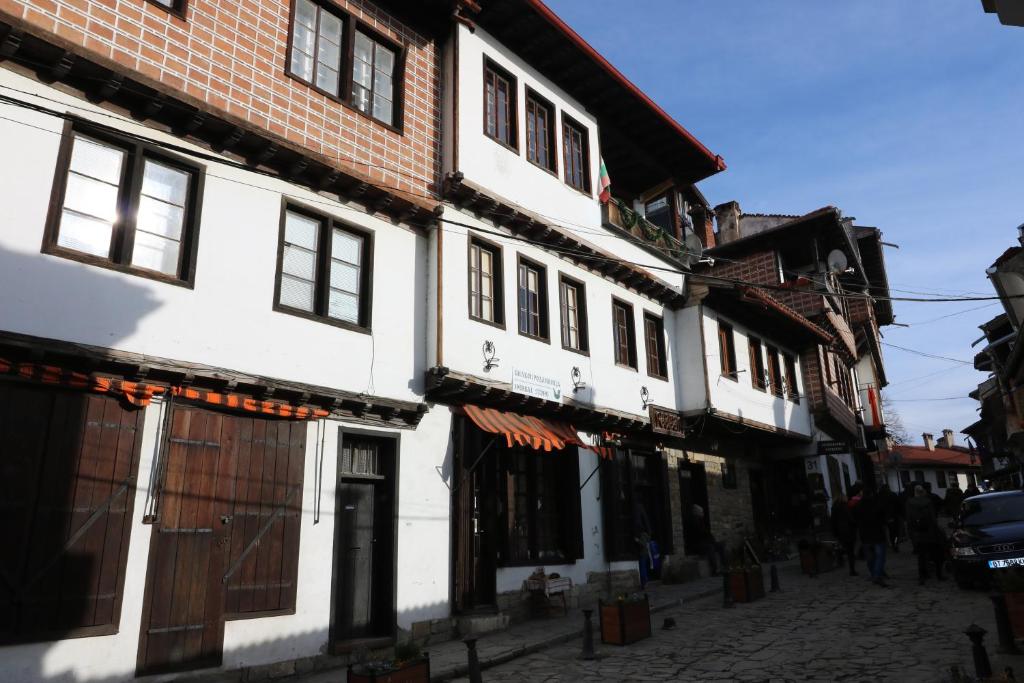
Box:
left=0, top=0, right=441, bottom=199
left=708, top=250, right=777, bottom=286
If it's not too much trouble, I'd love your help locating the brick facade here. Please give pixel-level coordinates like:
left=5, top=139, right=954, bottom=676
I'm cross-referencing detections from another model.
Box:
left=0, top=0, right=441, bottom=198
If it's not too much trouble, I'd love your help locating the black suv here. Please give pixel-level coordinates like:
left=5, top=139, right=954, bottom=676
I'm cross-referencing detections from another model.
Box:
left=950, top=490, right=1024, bottom=588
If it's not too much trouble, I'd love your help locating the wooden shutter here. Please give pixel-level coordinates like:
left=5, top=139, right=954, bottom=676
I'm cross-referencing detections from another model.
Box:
left=0, top=385, right=143, bottom=644
left=222, top=417, right=306, bottom=617
left=558, top=450, right=584, bottom=560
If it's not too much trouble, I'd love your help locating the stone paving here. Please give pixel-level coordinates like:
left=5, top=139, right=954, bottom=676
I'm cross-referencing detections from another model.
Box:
left=447, top=551, right=1024, bottom=682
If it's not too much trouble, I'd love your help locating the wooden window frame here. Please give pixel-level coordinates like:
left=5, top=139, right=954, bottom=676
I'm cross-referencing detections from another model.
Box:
left=482, top=57, right=518, bottom=152
left=611, top=298, right=637, bottom=370
left=285, top=2, right=406, bottom=133
left=145, top=0, right=188, bottom=20
left=561, top=112, right=592, bottom=196
left=643, top=312, right=668, bottom=380
left=718, top=321, right=737, bottom=380
left=516, top=255, right=550, bottom=343
left=936, top=470, right=948, bottom=489
left=524, top=87, right=557, bottom=175
left=467, top=233, right=505, bottom=329
left=43, top=119, right=205, bottom=288
left=558, top=273, right=589, bottom=355
left=273, top=200, right=374, bottom=333
left=766, top=345, right=783, bottom=398
left=783, top=353, right=800, bottom=403
left=748, top=337, right=766, bottom=391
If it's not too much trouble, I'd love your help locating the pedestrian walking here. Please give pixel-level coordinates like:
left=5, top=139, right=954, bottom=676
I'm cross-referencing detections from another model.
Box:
left=633, top=500, right=654, bottom=587
left=877, top=484, right=902, bottom=552
left=965, top=482, right=981, bottom=499
left=687, top=503, right=725, bottom=576
left=906, top=485, right=945, bottom=585
left=854, top=488, right=888, bottom=587
left=830, top=494, right=858, bottom=576
left=945, top=482, right=965, bottom=517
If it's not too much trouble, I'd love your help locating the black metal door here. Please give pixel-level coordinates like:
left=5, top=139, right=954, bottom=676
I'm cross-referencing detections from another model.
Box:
left=678, top=461, right=710, bottom=556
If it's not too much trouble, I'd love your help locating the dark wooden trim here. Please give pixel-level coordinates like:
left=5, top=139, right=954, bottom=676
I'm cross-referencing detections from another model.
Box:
left=515, top=253, right=550, bottom=343
left=273, top=198, right=374, bottom=333
left=144, top=0, right=188, bottom=21
left=717, top=319, right=738, bottom=381
left=351, top=19, right=406, bottom=134
left=557, top=272, right=589, bottom=355
left=560, top=110, right=592, bottom=197
left=225, top=607, right=297, bottom=621
left=467, top=231, right=506, bottom=329
left=611, top=296, right=637, bottom=370
left=748, top=336, right=766, bottom=392
left=482, top=55, right=519, bottom=153
left=41, top=117, right=204, bottom=288
left=642, top=310, right=668, bottom=381
left=524, top=86, right=557, bottom=176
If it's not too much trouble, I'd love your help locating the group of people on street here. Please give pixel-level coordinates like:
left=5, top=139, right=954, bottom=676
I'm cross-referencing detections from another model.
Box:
left=831, top=481, right=958, bottom=587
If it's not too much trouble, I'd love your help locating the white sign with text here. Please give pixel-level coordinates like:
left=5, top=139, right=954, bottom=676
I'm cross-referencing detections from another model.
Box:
left=512, top=368, right=562, bottom=402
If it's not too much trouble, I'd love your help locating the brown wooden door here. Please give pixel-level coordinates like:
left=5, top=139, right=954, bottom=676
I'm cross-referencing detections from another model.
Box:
left=137, top=407, right=307, bottom=676
left=452, top=419, right=496, bottom=613
left=137, top=406, right=235, bottom=676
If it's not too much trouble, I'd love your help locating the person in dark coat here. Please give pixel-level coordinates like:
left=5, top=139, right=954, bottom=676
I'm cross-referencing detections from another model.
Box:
left=854, top=488, right=888, bottom=587
left=877, top=484, right=901, bottom=551
left=944, top=482, right=965, bottom=518
left=830, top=494, right=858, bottom=576
left=906, top=485, right=945, bottom=584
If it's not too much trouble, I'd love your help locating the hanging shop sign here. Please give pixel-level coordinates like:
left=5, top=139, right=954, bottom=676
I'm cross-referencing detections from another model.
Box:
left=650, top=406, right=686, bottom=439
left=817, top=440, right=848, bottom=456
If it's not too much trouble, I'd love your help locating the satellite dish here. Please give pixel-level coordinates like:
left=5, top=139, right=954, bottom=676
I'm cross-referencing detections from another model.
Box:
left=826, top=249, right=848, bottom=274
left=682, top=233, right=704, bottom=267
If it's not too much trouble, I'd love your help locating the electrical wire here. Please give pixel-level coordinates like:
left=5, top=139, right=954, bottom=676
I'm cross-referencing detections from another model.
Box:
left=1, top=89, right=1018, bottom=308
left=881, top=342, right=973, bottom=366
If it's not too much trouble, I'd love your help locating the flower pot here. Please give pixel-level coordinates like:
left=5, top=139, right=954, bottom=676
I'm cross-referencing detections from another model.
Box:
left=599, top=595, right=651, bottom=645
left=747, top=566, right=765, bottom=601
left=348, top=655, right=430, bottom=683
left=729, top=570, right=750, bottom=603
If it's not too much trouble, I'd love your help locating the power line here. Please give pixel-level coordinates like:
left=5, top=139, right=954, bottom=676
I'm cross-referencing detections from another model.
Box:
left=896, top=302, right=1000, bottom=326
left=886, top=396, right=974, bottom=402
left=880, top=344, right=974, bottom=366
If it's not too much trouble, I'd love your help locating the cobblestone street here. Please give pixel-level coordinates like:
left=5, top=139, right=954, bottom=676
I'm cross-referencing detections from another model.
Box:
left=452, top=551, right=1019, bottom=682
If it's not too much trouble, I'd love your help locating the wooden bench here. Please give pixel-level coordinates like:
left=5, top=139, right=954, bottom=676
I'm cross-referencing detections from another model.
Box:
left=524, top=575, right=574, bottom=616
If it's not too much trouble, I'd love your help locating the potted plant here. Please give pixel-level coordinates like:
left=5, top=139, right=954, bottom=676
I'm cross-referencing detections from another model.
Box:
left=599, top=593, right=651, bottom=645
left=347, top=641, right=430, bottom=683
left=995, top=567, right=1024, bottom=638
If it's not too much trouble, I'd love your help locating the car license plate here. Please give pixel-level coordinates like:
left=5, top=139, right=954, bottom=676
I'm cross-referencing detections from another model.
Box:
left=989, top=558, right=1024, bottom=568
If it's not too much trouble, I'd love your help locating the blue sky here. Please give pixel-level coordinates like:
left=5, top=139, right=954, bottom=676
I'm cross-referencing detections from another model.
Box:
left=547, top=0, right=1024, bottom=444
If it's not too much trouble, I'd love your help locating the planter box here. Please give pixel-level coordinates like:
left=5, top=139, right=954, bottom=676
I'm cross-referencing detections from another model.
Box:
left=348, top=656, right=430, bottom=683
left=747, top=566, right=765, bottom=600
left=1005, top=593, right=1024, bottom=639
left=799, top=546, right=836, bottom=575
left=729, top=570, right=750, bottom=603
left=599, top=595, right=651, bottom=645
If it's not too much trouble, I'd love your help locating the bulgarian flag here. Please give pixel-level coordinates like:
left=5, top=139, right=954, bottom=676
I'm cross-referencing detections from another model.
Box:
left=597, top=158, right=612, bottom=203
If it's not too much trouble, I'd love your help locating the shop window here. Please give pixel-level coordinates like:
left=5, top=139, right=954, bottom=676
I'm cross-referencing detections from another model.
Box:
left=275, top=205, right=373, bottom=330
left=601, top=449, right=674, bottom=562
left=497, top=447, right=582, bottom=565
left=718, top=321, right=737, bottom=379
left=45, top=123, right=203, bottom=285
left=468, top=235, right=504, bottom=326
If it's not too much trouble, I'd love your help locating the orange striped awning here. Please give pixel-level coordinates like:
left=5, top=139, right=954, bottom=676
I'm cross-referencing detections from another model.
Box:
left=0, top=356, right=166, bottom=407
left=0, top=356, right=329, bottom=420
left=464, top=404, right=613, bottom=459
left=171, top=386, right=329, bottom=420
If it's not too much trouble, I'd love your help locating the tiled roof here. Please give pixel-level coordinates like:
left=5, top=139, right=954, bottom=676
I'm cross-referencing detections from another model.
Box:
left=892, top=445, right=977, bottom=467
left=737, top=286, right=834, bottom=343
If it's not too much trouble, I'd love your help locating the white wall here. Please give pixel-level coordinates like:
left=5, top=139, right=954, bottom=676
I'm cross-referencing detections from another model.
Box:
left=2, top=400, right=453, bottom=682
left=449, top=25, right=684, bottom=290
left=673, top=305, right=708, bottom=413
left=887, top=468, right=975, bottom=499
left=494, top=448, right=633, bottom=594
left=0, top=69, right=426, bottom=404
left=701, top=308, right=812, bottom=436
left=438, top=208, right=676, bottom=421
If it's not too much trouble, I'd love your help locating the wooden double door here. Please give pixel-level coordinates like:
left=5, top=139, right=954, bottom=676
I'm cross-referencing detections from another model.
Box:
left=136, top=406, right=306, bottom=676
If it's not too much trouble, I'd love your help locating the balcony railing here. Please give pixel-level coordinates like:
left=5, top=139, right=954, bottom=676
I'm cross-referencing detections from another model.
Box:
left=602, top=198, right=688, bottom=259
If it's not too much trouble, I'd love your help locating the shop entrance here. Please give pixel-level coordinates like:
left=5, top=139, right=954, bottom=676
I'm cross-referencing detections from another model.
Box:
left=677, top=461, right=710, bottom=556
left=452, top=419, right=498, bottom=612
